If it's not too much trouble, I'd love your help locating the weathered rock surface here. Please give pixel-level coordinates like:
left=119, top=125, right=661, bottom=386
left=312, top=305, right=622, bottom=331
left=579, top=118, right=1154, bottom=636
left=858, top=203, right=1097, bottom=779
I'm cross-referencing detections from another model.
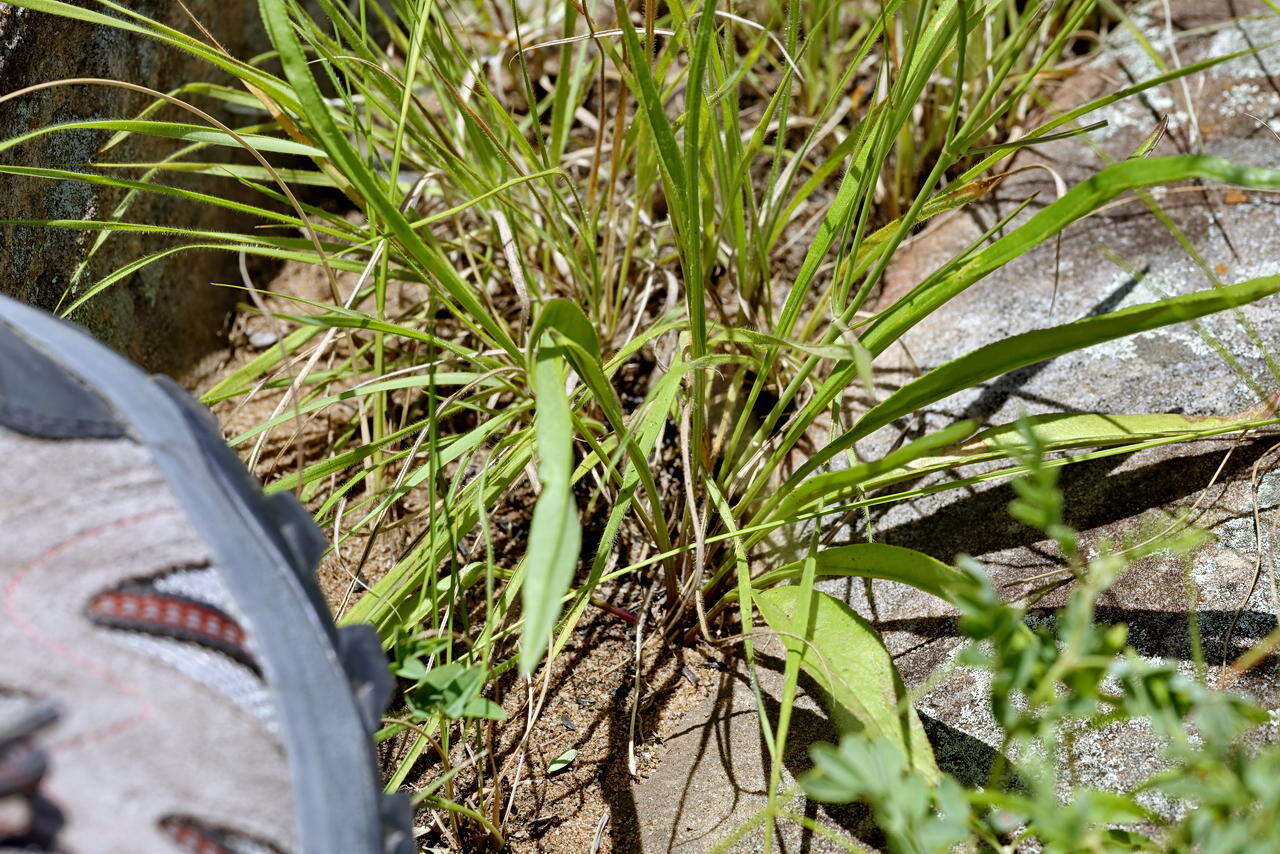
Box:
left=0, top=2, right=269, bottom=373
left=634, top=5, right=1280, bottom=851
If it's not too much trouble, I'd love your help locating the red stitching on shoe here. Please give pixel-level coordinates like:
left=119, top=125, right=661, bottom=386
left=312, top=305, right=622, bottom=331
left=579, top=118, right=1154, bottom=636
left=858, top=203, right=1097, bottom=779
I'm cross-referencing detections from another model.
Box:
left=2, top=508, right=178, bottom=753
left=85, top=590, right=259, bottom=672
left=89, top=592, right=244, bottom=645
left=159, top=816, right=237, bottom=854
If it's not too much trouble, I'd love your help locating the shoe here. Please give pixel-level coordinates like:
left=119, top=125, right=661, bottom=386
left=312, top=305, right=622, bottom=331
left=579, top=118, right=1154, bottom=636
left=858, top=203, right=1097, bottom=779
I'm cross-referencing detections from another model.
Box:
left=0, top=295, right=412, bottom=854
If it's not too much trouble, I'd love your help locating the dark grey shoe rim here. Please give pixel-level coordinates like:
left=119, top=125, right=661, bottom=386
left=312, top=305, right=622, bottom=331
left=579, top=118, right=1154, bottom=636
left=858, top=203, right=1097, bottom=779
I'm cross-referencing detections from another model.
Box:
left=0, top=296, right=407, bottom=854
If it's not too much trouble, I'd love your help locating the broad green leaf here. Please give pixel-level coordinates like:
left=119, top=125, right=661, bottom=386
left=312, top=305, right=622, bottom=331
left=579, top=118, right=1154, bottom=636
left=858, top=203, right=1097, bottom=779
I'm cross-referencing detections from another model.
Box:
left=545, top=347, right=686, bottom=668
left=529, top=298, right=602, bottom=361
left=754, top=587, right=938, bottom=781
left=519, top=339, right=582, bottom=675
left=737, top=543, right=967, bottom=604
left=462, top=696, right=508, bottom=721
left=548, top=749, right=578, bottom=775
left=532, top=299, right=672, bottom=554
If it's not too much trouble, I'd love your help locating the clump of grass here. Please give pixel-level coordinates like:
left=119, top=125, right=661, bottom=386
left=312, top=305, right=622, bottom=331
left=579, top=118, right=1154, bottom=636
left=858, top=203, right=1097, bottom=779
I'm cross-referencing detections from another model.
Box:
left=5, top=0, right=1280, bottom=848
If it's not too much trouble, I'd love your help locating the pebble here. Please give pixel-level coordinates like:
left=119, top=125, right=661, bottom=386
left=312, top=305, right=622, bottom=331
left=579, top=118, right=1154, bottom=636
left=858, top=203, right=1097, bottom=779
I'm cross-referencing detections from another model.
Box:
left=247, top=329, right=280, bottom=350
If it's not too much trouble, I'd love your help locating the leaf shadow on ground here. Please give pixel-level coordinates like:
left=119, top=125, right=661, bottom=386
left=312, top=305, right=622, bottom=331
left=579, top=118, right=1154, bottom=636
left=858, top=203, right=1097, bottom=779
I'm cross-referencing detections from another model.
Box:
left=654, top=651, right=1010, bottom=853
left=874, top=438, right=1274, bottom=563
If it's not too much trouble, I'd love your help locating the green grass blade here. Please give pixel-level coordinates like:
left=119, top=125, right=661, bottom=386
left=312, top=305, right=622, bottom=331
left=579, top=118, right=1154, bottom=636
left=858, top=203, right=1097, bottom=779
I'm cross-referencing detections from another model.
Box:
left=519, top=337, right=582, bottom=675
left=797, top=273, right=1280, bottom=486
left=0, top=119, right=323, bottom=157
left=258, top=0, right=519, bottom=358
left=862, top=156, right=1280, bottom=355
left=726, top=543, right=968, bottom=606
left=766, top=419, right=978, bottom=522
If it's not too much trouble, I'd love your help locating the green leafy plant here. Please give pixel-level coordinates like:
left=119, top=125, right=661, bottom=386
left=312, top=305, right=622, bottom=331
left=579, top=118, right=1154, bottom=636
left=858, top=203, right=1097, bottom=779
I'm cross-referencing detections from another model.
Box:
left=397, top=658, right=507, bottom=722
left=795, top=420, right=1277, bottom=853
left=4, top=0, right=1280, bottom=845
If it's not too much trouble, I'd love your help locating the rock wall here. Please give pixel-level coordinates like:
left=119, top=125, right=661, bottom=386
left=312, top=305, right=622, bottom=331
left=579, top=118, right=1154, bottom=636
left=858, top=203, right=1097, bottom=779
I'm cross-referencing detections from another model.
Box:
left=0, top=2, right=269, bottom=373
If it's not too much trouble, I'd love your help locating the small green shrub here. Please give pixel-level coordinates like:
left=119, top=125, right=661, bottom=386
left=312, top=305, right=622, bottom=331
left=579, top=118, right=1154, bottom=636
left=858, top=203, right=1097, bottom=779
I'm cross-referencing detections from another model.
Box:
left=798, top=421, right=1277, bottom=853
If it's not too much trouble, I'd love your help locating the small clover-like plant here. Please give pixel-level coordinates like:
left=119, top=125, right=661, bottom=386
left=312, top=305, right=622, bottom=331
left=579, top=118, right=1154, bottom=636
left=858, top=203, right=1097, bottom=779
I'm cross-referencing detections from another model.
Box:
left=396, top=657, right=506, bottom=722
